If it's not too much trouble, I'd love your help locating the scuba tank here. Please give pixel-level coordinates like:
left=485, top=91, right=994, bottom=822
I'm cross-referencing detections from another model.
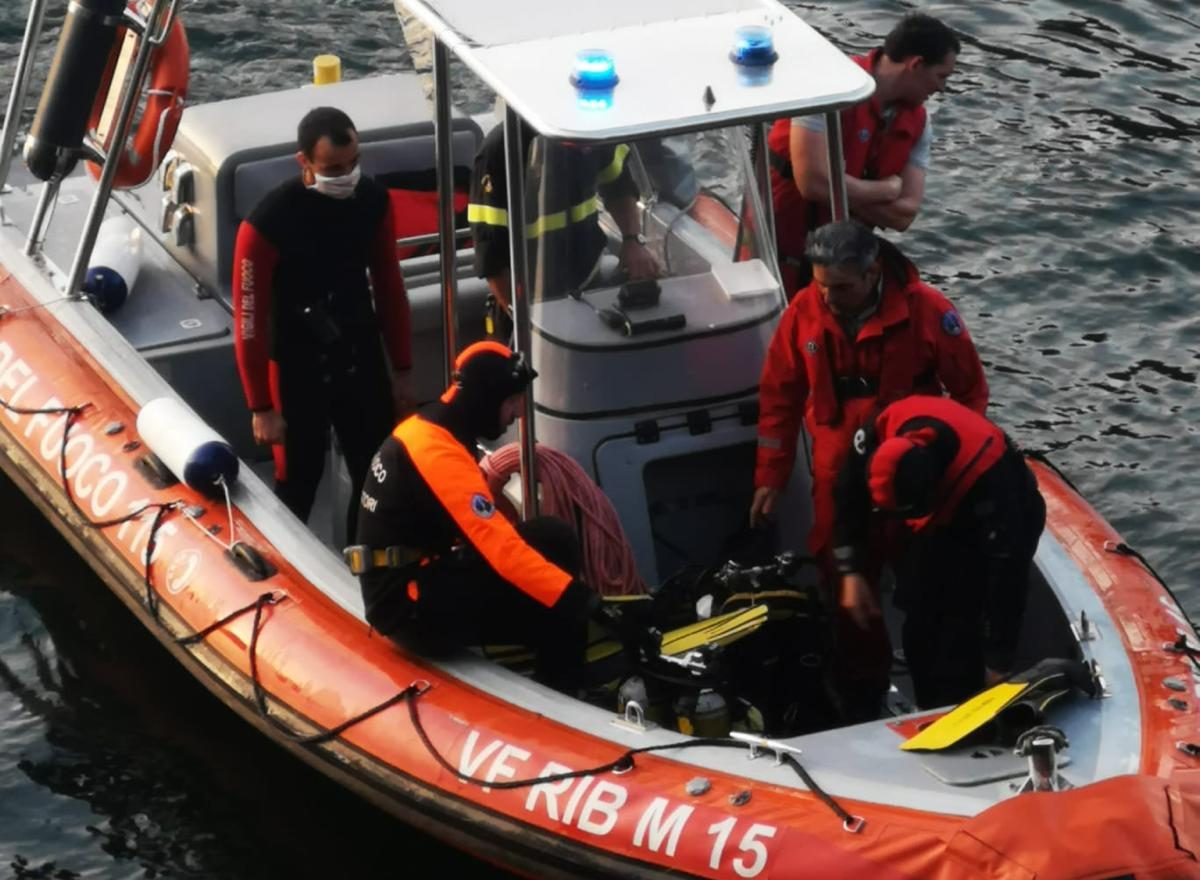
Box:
left=673, top=689, right=731, bottom=738
left=24, top=0, right=128, bottom=181
left=84, top=215, right=143, bottom=313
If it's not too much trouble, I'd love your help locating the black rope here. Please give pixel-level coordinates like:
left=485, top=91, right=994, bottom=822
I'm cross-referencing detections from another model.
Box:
left=205, top=591, right=412, bottom=746
left=1025, top=449, right=1081, bottom=494
left=0, top=396, right=182, bottom=619
left=176, top=591, right=281, bottom=646
left=1026, top=449, right=1199, bottom=642
left=402, top=687, right=859, bottom=828
left=1104, top=540, right=1199, bottom=636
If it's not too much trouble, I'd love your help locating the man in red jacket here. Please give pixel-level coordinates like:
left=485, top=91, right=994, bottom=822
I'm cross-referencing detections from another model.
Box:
left=768, top=13, right=959, bottom=292
left=832, top=396, right=1046, bottom=708
left=751, top=220, right=987, bottom=719
left=233, top=107, right=413, bottom=537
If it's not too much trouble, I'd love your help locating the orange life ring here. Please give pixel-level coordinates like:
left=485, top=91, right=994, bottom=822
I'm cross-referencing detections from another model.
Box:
left=86, top=5, right=189, bottom=190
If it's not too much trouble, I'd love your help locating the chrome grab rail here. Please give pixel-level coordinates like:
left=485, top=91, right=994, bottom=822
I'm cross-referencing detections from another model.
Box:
left=396, top=227, right=471, bottom=251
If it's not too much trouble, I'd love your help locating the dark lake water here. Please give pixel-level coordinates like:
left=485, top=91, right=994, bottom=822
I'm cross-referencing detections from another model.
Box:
left=1, top=0, right=1198, bottom=876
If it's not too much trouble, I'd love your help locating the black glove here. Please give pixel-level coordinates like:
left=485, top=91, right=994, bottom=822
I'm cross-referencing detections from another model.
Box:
left=591, top=601, right=662, bottom=662
left=552, top=578, right=601, bottom=621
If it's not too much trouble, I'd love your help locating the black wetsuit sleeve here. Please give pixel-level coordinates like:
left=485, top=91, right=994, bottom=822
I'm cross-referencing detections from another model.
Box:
left=831, top=427, right=875, bottom=575
left=961, top=452, right=1047, bottom=672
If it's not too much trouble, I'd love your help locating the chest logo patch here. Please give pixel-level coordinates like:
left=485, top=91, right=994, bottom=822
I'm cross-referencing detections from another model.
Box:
left=481, top=173, right=493, bottom=194
left=805, top=339, right=820, bottom=354
left=853, top=428, right=868, bottom=455
left=941, top=310, right=964, bottom=337
left=859, top=128, right=871, bottom=143
left=471, top=493, right=495, bottom=519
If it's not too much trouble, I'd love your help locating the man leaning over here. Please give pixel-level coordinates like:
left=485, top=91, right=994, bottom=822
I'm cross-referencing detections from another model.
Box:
left=750, top=220, right=987, bottom=721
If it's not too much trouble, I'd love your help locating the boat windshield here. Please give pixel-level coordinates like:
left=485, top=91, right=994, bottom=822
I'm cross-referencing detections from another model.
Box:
left=521, top=126, right=784, bottom=347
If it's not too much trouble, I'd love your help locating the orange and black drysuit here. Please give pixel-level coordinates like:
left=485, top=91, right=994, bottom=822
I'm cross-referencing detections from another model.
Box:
left=833, top=395, right=1046, bottom=708
left=233, top=175, right=411, bottom=535
left=354, top=344, right=594, bottom=689
left=768, top=50, right=927, bottom=293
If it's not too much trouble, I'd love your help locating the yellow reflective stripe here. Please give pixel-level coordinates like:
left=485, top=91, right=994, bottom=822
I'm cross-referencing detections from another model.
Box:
left=523, top=195, right=599, bottom=238
left=467, top=203, right=508, bottom=227
left=596, top=143, right=630, bottom=185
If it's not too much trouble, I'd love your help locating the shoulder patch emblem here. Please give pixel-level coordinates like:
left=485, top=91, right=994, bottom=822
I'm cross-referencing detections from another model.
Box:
left=853, top=428, right=868, bottom=455
left=481, top=173, right=493, bottom=194
left=941, top=310, right=964, bottom=337
left=805, top=339, right=820, bottom=355
left=471, top=493, right=495, bottom=519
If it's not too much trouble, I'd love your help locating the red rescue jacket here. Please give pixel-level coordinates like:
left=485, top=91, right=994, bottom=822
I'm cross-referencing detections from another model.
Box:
left=768, top=51, right=927, bottom=280
left=872, top=395, right=1007, bottom=530
left=755, top=259, right=987, bottom=552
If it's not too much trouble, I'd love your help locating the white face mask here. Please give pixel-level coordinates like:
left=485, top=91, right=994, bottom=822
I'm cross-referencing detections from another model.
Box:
left=309, top=164, right=361, bottom=199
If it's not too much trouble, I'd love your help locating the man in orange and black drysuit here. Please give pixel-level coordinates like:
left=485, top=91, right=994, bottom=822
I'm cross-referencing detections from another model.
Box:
left=832, top=395, right=1046, bottom=708
left=349, top=341, right=599, bottom=691
left=750, top=219, right=987, bottom=720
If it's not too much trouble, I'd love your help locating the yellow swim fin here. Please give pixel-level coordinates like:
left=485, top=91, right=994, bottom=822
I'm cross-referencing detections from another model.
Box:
left=659, top=605, right=769, bottom=656
left=900, top=658, right=1097, bottom=751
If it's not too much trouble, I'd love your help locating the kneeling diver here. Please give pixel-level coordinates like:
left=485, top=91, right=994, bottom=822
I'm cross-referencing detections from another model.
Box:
left=348, top=341, right=607, bottom=692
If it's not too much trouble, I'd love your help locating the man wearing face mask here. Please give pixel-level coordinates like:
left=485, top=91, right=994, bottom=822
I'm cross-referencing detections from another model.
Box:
left=349, top=341, right=600, bottom=692
left=768, top=13, right=960, bottom=294
left=232, top=106, right=412, bottom=538
left=750, top=220, right=987, bottom=720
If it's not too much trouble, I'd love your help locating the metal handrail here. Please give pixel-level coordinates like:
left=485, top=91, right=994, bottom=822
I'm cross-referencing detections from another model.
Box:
left=396, top=226, right=470, bottom=250
left=63, top=0, right=177, bottom=297
left=433, top=38, right=459, bottom=388
left=0, top=0, right=52, bottom=198
left=503, top=102, right=539, bottom=519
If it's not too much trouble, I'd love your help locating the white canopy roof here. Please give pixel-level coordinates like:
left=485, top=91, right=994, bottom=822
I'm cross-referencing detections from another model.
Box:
left=399, top=0, right=874, bottom=140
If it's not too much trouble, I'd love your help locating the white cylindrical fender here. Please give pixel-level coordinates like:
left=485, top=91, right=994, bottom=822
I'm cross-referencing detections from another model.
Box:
left=84, top=215, right=143, bottom=313
left=136, top=397, right=239, bottom=495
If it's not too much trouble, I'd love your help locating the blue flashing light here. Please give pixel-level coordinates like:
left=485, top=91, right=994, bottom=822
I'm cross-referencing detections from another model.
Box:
left=571, top=49, right=619, bottom=90
left=577, top=89, right=615, bottom=112
left=730, top=25, right=778, bottom=67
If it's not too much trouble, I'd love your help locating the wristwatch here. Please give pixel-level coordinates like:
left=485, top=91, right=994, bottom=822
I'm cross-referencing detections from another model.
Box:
left=622, top=232, right=647, bottom=246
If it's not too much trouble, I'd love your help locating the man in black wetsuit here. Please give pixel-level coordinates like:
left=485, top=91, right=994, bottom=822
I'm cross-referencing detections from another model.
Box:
left=349, top=341, right=602, bottom=692
left=233, top=106, right=413, bottom=537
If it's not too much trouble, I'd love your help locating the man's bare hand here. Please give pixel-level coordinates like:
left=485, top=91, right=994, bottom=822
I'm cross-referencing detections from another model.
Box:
left=839, top=573, right=882, bottom=630
left=620, top=240, right=662, bottom=280
left=252, top=410, right=286, bottom=446
left=749, top=486, right=781, bottom=528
